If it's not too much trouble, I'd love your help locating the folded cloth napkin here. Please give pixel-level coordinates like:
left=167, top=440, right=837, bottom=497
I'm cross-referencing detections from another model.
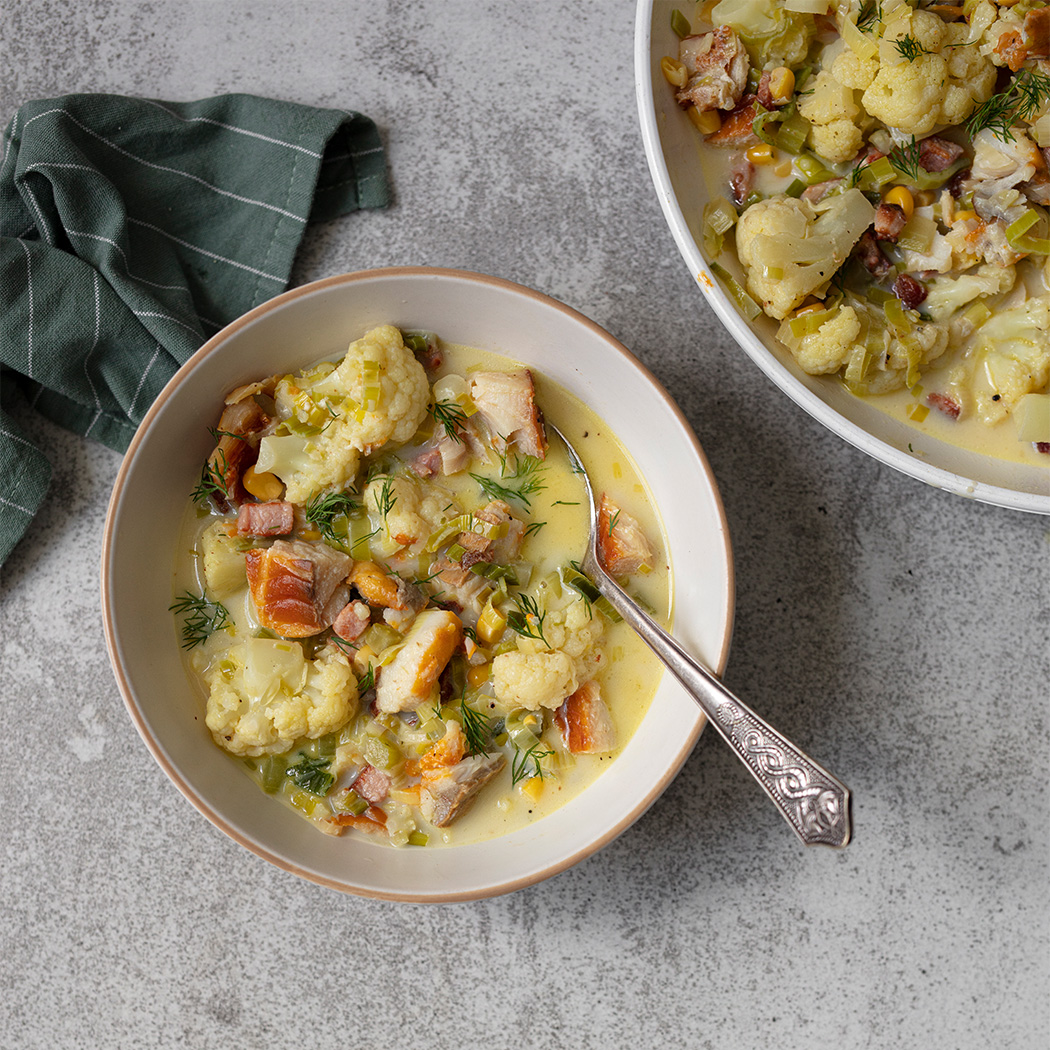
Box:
left=0, top=92, right=389, bottom=565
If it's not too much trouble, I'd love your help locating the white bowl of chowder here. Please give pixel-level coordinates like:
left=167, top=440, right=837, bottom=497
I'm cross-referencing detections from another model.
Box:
left=102, top=268, right=733, bottom=900
left=636, top=0, right=1050, bottom=513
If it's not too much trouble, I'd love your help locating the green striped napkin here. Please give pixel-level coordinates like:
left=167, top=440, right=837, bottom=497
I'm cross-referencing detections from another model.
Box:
left=0, top=92, right=389, bottom=565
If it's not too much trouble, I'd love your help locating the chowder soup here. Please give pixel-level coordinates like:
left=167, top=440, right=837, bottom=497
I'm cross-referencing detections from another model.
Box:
left=172, top=325, right=670, bottom=847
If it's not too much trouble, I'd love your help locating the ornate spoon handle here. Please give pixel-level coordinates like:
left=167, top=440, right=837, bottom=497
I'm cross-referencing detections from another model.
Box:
left=587, top=562, right=852, bottom=848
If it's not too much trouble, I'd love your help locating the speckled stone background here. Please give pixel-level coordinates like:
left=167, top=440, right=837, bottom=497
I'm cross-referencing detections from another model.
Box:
left=2, top=2, right=1047, bottom=1047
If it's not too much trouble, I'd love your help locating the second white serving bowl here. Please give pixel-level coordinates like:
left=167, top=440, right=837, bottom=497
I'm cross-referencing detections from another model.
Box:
left=635, top=0, right=1050, bottom=514
left=102, top=267, right=734, bottom=900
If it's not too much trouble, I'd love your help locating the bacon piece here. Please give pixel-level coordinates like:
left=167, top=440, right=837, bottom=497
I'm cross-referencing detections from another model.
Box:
left=756, top=70, right=773, bottom=109
left=374, top=609, right=463, bottom=714
left=474, top=499, right=526, bottom=564
left=236, top=500, right=293, bottom=537
left=327, top=805, right=388, bottom=833
left=245, top=539, right=351, bottom=637
left=205, top=398, right=271, bottom=509
left=455, top=530, right=492, bottom=569
left=597, top=494, right=655, bottom=578
left=926, top=392, right=961, bottom=420
left=555, top=680, right=617, bottom=755
left=1036, top=442, right=1050, bottom=455
left=352, top=764, right=391, bottom=804
left=704, top=93, right=761, bottom=149
left=469, top=370, right=547, bottom=459
left=676, top=27, right=749, bottom=112
left=802, top=178, right=843, bottom=204
left=918, top=135, right=964, bottom=173
left=728, top=157, right=755, bottom=207
left=874, top=202, right=908, bottom=242
left=893, top=273, right=928, bottom=310
left=426, top=558, right=490, bottom=621
left=854, top=230, right=892, bottom=278
left=332, top=599, right=371, bottom=642
left=411, top=446, right=443, bottom=479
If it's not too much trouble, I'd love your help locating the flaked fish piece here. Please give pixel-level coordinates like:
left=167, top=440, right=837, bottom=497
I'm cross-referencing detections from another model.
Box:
left=555, top=680, right=617, bottom=755
left=469, top=370, right=547, bottom=460
left=374, top=608, right=463, bottom=713
left=224, top=374, right=280, bottom=405
left=474, top=499, right=526, bottom=564
left=205, top=398, right=271, bottom=509
left=704, top=93, right=761, bottom=149
left=245, top=539, right=351, bottom=637
left=419, top=725, right=506, bottom=828
left=676, top=27, right=749, bottom=113
left=597, top=494, right=655, bottom=578
left=332, top=599, right=371, bottom=642
left=426, top=558, right=491, bottom=623
left=349, top=560, right=424, bottom=611
left=236, top=500, right=294, bottom=537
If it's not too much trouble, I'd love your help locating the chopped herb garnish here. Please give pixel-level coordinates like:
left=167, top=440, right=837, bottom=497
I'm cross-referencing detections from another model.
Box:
left=511, top=740, right=554, bottom=786
left=285, top=754, right=334, bottom=796
left=304, top=489, right=358, bottom=544
left=856, top=0, right=882, bottom=32
left=169, top=591, right=232, bottom=650
left=469, top=453, right=547, bottom=509
left=608, top=508, right=621, bottom=536
left=889, top=136, right=922, bottom=181
left=506, top=592, right=550, bottom=647
left=523, top=520, right=546, bottom=537
left=374, top=476, right=397, bottom=523
left=460, top=700, right=494, bottom=756
left=893, top=35, right=932, bottom=62
left=428, top=398, right=468, bottom=442
left=190, top=448, right=230, bottom=508
left=966, top=68, right=1050, bottom=143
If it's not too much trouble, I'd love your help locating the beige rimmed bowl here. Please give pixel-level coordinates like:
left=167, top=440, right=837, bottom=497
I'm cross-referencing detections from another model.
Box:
left=635, top=0, right=1050, bottom=514
left=102, top=267, right=734, bottom=900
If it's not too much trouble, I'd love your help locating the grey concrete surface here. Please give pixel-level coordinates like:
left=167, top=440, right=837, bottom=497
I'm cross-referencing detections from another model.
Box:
left=1, top=2, right=1047, bottom=1048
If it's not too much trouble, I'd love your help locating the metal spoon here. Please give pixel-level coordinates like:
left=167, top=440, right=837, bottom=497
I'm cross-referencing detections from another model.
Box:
left=549, top=424, right=852, bottom=848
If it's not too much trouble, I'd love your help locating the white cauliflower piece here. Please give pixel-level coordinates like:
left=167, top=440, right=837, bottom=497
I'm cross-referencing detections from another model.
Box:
left=491, top=650, right=579, bottom=712
left=200, top=520, right=247, bottom=600
left=922, top=263, right=1018, bottom=322
left=778, top=305, right=863, bottom=376
left=860, top=7, right=996, bottom=136
left=735, top=190, right=876, bottom=319
left=265, top=325, right=429, bottom=504
left=366, top=474, right=430, bottom=550
left=798, top=70, right=864, bottom=164
left=205, top=639, right=358, bottom=756
left=971, top=298, right=1050, bottom=425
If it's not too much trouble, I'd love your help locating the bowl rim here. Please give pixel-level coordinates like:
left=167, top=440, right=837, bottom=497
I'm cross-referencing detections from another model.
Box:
left=633, top=0, right=1050, bottom=516
left=101, top=265, right=735, bottom=900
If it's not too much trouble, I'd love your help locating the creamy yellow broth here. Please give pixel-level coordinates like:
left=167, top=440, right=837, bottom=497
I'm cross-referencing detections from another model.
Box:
left=172, top=331, right=670, bottom=847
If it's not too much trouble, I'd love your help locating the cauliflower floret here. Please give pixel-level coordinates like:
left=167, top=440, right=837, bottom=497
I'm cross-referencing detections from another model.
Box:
left=263, top=325, right=429, bottom=504
left=205, top=639, right=358, bottom=756
left=798, top=70, right=864, bottom=164
left=859, top=7, right=996, bottom=136
left=366, top=474, right=429, bottom=549
left=831, top=47, right=878, bottom=91
left=735, top=190, right=876, bottom=319
left=970, top=298, right=1050, bottom=424
left=200, top=520, right=247, bottom=600
left=923, top=263, right=1018, bottom=322
left=712, top=0, right=815, bottom=68
left=491, top=650, right=579, bottom=712
left=779, top=305, right=863, bottom=376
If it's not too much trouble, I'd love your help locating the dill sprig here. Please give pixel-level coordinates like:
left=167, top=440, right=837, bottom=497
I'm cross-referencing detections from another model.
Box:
left=469, top=453, right=547, bottom=509
left=190, top=448, right=231, bottom=508
left=893, top=35, right=932, bottom=62
left=372, top=476, right=398, bottom=524
left=428, top=398, right=468, bottom=443
left=511, top=740, right=554, bottom=786
left=523, top=520, right=546, bottom=538
left=856, top=0, right=882, bottom=32
left=460, top=700, right=494, bottom=756
left=169, top=591, right=232, bottom=650
left=285, top=754, right=334, bottom=796
left=304, top=489, right=358, bottom=543
left=506, top=592, right=550, bottom=648
left=889, top=136, right=922, bottom=181
left=966, top=68, right=1050, bottom=143
left=357, top=663, right=376, bottom=692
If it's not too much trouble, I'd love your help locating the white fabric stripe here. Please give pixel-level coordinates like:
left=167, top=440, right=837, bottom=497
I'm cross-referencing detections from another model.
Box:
left=0, top=425, right=39, bottom=452
left=127, top=218, right=285, bottom=283
left=321, top=145, right=383, bottom=164
left=0, top=112, right=18, bottom=177
left=14, top=224, right=36, bottom=239
left=19, top=240, right=34, bottom=379
left=83, top=271, right=103, bottom=439
left=16, top=174, right=50, bottom=242
left=137, top=99, right=324, bottom=158
left=21, top=107, right=308, bottom=221
left=127, top=344, right=161, bottom=419
left=0, top=495, right=34, bottom=516
left=134, top=310, right=204, bottom=338
left=66, top=228, right=193, bottom=292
